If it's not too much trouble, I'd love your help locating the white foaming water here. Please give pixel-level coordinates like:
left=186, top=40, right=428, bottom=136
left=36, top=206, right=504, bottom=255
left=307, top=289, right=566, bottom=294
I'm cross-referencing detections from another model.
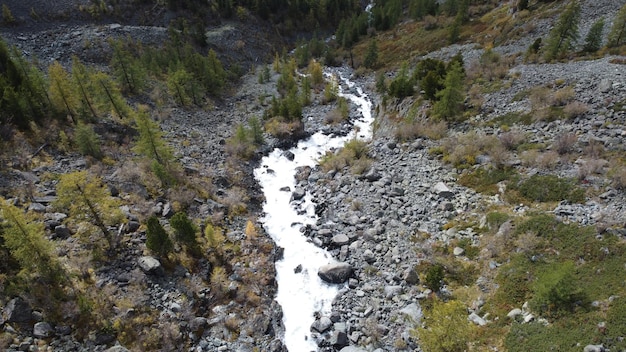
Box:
left=254, top=71, right=373, bottom=351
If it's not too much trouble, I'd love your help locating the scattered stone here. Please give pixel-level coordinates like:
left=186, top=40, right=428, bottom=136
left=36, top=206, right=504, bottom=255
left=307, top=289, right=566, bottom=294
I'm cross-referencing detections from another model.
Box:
left=291, top=187, right=306, bottom=201
left=468, top=312, right=487, bottom=326
left=453, top=247, right=465, bottom=256
left=53, top=225, right=71, bottom=239
left=28, top=203, right=46, bottom=213
left=507, top=308, right=522, bottom=319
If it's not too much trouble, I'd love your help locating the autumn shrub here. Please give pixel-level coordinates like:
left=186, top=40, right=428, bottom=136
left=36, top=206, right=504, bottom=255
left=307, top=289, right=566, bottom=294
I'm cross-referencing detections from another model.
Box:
left=499, top=130, right=526, bottom=151
left=414, top=299, right=471, bottom=352
left=553, top=132, right=578, bottom=155
left=320, top=139, right=371, bottom=175
left=610, top=165, right=626, bottom=190
left=563, top=101, right=588, bottom=118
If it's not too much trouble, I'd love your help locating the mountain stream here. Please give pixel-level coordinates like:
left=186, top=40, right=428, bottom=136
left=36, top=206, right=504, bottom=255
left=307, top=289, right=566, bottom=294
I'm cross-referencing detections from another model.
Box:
left=254, top=70, right=373, bottom=351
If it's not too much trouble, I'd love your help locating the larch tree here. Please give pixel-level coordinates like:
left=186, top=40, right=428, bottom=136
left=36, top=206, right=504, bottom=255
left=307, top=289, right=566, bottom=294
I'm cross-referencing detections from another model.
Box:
left=71, top=56, right=99, bottom=121
left=363, top=39, right=379, bottom=69
left=608, top=3, right=626, bottom=48
left=543, top=0, right=581, bottom=61
left=49, top=61, right=79, bottom=124
left=0, top=198, right=64, bottom=282
left=54, top=171, right=125, bottom=251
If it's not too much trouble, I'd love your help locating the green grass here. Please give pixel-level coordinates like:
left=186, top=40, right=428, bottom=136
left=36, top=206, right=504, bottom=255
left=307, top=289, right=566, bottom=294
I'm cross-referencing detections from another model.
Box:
left=489, top=111, right=533, bottom=126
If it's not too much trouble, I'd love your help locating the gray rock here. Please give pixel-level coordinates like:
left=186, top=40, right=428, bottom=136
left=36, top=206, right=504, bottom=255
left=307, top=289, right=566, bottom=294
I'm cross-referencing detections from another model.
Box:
left=363, top=168, right=382, bottom=182
left=104, top=346, right=130, bottom=352
left=54, top=225, right=71, bottom=239
left=310, top=316, right=332, bottom=333
left=126, top=221, right=140, bottom=233
left=33, top=322, right=54, bottom=338
left=384, top=285, right=403, bottom=298
left=583, top=345, right=605, bottom=352
left=28, top=203, right=46, bottom=213
left=291, top=187, right=306, bottom=201
left=362, top=249, right=376, bottom=264
left=432, top=182, right=455, bottom=199
left=507, top=308, right=522, bottom=319
left=162, top=202, right=174, bottom=218
left=3, top=297, right=32, bottom=323
left=468, top=312, right=487, bottom=326
left=340, top=347, right=368, bottom=352
left=318, top=262, right=353, bottom=284
left=399, top=303, right=422, bottom=323
left=403, top=267, right=420, bottom=285
left=138, top=256, right=163, bottom=275
left=330, top=330, right=349, bottom=348
left=453, top=247, right=465, bottom=256
left=332, top=234, right=350, bottom=247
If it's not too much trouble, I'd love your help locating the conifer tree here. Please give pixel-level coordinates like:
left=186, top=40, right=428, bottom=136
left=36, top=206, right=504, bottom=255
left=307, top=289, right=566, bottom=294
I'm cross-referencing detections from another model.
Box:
left=0, top=198, right=63, bottom=282
left=54, top=171, right=125, bottom=250
left=433, top=61, right=465, bottom=121
left=71, top=56, right=98, bottom=121
left=363, top=39, right=379, bottom=69
left=74, top=123, right=103, bottom=159
left=167, top=67, right=194, bottom=106
left=133, top=105, right=174, bottom=166
left=543, top=0, right=581, bottom=61
left=583, top=17, right=605, bottom=53
left=146, top=216, right=173, bottom=257
left=110, top=39, right=145, bottom=94
left=608, top=3, right=626, bottom=48
left=92, top=71, right=129, bottom=119
left=170, top=212, right=198, bottom=251
left=49, top=61, right=79, bottom=123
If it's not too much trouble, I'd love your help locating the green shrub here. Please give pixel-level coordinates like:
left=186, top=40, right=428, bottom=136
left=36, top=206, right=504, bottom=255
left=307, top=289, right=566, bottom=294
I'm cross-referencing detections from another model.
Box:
left=458, top=167, right=516, bottom=194
left=530, top=261, right=588, bottom=317
left=486, top=212, right=510, bottom=230
left=515, top=174, right=585, bottom=203
left=425, top=263, right=445, bottom=292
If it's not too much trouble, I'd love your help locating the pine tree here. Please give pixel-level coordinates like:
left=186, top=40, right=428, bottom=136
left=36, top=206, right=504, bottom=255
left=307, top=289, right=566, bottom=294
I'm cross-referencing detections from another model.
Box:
left=170, top=212, right=198, bottom=251
left=389, top=63, right=414, bottom=99
left=0, top=198, right=63, bottom=282
left=433, top=61, right=465, bottom=121
left=363, top=39, right=378, bottom=69
left=608, top=3, right=626, bottom=48
left=54, top=171, right=125, bottom=250
left=543, top=0, right=581, bottom=61
left=583, top=17, right=605, bottom=53
left=146, top=216, right=173, bottom=257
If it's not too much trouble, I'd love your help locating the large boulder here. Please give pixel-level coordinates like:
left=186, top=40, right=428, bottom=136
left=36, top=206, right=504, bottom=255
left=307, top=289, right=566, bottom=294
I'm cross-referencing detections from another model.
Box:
left=318, top=262, right=353, bottom=284
left=138, top=256, right=163, bottom=276
left=3, top=297, right=32, bottom=323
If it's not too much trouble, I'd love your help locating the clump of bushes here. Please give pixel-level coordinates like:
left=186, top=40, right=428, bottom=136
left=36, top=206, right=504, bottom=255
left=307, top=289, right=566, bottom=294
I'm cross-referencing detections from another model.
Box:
left=320, top=139, right=372, bottom=175
left=514, top=174, right=585, bottom=203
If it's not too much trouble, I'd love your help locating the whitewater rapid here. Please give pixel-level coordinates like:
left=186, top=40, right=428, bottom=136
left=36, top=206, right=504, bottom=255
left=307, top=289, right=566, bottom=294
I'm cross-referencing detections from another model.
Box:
left=254, top=71, right=373, bottom=351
